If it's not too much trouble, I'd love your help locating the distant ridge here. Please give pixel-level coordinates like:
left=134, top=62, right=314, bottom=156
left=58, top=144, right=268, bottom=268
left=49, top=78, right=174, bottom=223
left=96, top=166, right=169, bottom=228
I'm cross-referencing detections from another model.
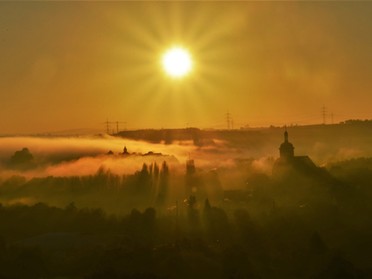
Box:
left=0, top=128, right=102, bottom=137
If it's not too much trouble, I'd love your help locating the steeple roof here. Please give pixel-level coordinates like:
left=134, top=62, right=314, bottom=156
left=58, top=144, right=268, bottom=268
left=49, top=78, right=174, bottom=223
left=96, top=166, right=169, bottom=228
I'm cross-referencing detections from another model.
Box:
left=279, top=129, right=294, bottom=159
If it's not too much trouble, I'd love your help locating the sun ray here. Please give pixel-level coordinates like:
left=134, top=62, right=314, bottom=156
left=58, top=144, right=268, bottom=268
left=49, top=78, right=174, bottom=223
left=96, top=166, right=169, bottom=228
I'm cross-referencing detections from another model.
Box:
left=96, top=2, right=247, bottom=128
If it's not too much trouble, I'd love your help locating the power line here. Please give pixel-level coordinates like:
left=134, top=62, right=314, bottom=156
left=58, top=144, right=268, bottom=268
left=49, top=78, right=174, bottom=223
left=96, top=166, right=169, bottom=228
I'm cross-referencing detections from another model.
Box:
left=321, top=105, right=327, bottom=125
left=226, top=112, right=230, bottom=130
left=226, top=112, right=232, bottom=130
left=105, top=119, right=110, bottom=134
left=103, top=120, right=126, bottom=134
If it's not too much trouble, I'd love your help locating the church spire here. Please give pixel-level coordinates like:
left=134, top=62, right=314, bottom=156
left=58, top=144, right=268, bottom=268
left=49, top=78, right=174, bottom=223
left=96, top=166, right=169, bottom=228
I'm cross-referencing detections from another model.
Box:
left=279, top=127, right=294, bottom=159
left=284, top=126, right=288, bottom=142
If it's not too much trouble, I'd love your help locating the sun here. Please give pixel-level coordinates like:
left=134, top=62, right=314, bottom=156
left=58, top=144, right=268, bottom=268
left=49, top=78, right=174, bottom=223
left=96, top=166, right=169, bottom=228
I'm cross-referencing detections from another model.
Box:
left=162, top=47, right=192, bottom=78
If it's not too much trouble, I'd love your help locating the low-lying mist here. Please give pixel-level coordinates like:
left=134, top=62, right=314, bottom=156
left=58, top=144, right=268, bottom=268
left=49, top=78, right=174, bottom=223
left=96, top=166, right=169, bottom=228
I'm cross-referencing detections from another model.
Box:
left=0, top=135, right=276, bottom=179
left=0, top=131, right=371, bottom=184
left=0, top=135, right=276, bottom=212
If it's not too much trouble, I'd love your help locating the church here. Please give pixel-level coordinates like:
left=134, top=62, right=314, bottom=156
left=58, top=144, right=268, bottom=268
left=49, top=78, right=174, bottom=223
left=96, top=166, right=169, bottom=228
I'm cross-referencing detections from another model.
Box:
left=273, top=128, right=318, bottom=177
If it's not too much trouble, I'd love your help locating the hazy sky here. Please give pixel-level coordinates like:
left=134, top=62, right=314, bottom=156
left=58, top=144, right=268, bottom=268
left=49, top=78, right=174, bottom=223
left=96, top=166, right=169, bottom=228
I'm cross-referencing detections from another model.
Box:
left=1, top=1, right=372, bottom=134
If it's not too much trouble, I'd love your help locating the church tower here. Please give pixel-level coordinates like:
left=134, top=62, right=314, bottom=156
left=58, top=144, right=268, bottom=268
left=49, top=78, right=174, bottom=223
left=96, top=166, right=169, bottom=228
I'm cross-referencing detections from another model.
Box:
left=279, top=128, right=294, bottom=159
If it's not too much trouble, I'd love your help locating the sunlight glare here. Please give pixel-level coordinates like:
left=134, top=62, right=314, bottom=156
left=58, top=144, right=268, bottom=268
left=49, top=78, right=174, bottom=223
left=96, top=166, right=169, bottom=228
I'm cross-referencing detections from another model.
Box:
left=162, top=47, right=192, bottom=78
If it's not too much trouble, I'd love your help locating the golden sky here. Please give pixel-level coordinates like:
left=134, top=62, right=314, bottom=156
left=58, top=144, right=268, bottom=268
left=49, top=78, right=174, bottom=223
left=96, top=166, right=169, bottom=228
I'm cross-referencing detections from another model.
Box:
left=1, top=1, right=372, bottom=134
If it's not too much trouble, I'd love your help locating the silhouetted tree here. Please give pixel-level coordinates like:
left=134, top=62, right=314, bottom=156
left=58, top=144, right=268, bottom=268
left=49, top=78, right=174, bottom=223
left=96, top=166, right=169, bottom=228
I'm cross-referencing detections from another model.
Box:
left=186, top=195, right=200, bottom=230
left=8, top=147, right=34, bottom=170
left=135, top=163, right=151, bottom=198
left=156, top=161, right=169, bottom=205
left=203, top=199, right=230, bottom=242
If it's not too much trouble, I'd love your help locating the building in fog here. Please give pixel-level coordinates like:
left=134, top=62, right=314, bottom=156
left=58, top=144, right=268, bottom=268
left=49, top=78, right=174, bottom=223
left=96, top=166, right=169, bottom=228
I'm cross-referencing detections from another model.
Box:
left=273, top=129, right=318, bottom=176
left=279, top=129, right=294, bottom=160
